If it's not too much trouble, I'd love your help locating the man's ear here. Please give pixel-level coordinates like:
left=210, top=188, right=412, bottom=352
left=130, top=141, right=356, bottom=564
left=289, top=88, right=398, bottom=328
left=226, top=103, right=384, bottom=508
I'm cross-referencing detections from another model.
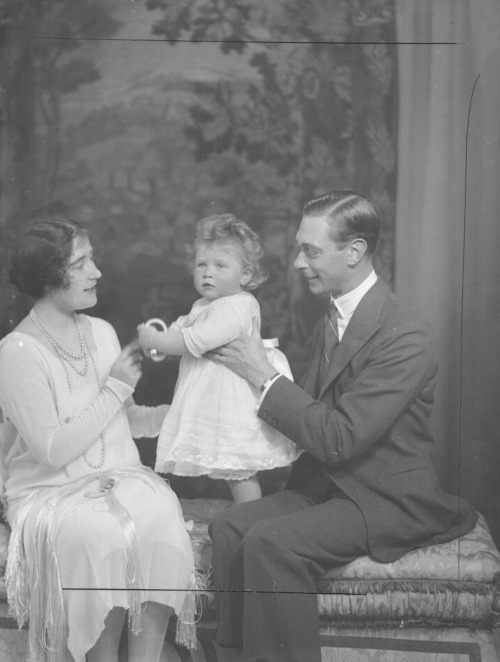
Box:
left=347, top=238, right=368, bottom=266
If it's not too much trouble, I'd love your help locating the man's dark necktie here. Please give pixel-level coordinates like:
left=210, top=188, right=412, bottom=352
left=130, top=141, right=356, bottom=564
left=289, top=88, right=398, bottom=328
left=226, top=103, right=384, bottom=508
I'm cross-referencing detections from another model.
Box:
left=318, top=302, right=339, bottom=384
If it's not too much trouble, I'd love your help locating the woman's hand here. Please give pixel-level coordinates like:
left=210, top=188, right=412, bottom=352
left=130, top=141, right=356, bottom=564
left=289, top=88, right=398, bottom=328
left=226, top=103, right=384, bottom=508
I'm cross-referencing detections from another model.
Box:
left=204, top=320, right=277, bottom=389
left=109, top=341, right=143, bottom=388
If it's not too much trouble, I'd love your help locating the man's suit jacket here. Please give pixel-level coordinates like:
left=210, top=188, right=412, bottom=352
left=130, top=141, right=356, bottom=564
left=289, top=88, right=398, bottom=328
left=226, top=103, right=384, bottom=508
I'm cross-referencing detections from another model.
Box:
left=259, top=279, right=477, bottom=562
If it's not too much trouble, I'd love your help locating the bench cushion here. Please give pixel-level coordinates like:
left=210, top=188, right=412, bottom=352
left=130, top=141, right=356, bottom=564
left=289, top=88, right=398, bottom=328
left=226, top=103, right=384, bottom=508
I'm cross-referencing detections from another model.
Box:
left=179, top=499, right=500, bottom=629
left=317, top=514, right=500, bottom=628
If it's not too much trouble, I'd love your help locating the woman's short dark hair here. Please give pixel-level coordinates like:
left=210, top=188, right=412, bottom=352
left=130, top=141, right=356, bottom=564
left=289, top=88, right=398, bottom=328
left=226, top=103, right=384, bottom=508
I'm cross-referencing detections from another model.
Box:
left=9, top=208, right=88, bottom=299
left=302, top=190, right=381, bottom=256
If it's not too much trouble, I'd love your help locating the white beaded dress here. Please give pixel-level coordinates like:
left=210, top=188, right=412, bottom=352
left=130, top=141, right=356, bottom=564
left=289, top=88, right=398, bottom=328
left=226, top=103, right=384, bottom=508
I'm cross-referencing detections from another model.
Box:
left=155, top=292, right=302, bottom=479
left=0, top=316, right=195, bottom=662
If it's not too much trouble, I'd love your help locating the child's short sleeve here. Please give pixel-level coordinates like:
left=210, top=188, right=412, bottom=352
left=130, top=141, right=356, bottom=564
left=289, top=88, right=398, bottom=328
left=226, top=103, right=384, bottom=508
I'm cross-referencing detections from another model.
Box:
left=182, top=293, right=259, bottom=357
left=170, top=313, right=190, bottom=332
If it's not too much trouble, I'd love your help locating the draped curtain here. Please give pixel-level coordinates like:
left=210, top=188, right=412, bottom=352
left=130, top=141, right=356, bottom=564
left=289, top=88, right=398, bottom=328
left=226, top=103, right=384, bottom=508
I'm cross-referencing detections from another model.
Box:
left=395, top=0, right=500, bottom=541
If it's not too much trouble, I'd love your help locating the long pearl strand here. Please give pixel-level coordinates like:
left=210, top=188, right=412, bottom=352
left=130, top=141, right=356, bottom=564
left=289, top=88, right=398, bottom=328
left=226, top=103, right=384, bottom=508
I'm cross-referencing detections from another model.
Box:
left=29, top=308, right=106, bottom=469
left=30, top=309, right=89, bottom=376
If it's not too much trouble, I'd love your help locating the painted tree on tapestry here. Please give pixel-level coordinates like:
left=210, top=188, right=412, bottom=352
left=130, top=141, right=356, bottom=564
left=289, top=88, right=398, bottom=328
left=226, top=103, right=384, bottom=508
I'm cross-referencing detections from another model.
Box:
left=0, top=0, right=121, bottom=336
left=1, top=0, right=120, bottom=207
left=146, top=0, right=397, bottom=374
left=0, top=0, right=397, bottom=386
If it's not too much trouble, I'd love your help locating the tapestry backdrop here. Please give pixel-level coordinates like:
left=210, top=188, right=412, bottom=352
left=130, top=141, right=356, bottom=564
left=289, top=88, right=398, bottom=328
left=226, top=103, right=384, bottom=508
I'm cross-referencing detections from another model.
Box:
left=1, top=0, right=397, bottom=479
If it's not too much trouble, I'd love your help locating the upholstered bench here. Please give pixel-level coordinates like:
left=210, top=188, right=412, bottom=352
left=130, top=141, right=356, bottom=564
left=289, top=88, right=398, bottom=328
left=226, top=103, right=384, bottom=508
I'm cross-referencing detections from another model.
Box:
left=180, top=498, right=500, bottom=662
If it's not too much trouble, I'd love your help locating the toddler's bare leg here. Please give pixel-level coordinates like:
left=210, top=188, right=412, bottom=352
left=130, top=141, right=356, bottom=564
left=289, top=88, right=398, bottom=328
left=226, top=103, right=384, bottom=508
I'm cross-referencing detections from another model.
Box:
left=128, top=602, right=173, bottom=662
left=227, top=475, right=262, bottom=503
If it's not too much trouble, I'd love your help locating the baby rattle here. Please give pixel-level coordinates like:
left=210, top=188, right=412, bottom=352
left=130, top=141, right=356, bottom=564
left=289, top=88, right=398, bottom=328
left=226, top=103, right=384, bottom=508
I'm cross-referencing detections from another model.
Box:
left=143, top=317, right=168, bottom=362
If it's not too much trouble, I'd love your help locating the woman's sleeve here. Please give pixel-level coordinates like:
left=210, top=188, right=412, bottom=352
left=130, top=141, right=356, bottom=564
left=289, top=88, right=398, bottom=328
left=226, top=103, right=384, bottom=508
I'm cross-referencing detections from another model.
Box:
left=0, top=338, right=134, bottom=469
left=183, top=296, right=255, bottom=357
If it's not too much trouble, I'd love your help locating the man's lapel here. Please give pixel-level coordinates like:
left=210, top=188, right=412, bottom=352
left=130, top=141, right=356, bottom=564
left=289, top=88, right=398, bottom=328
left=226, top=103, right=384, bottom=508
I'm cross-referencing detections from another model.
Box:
left=317, top=279, right=391, bottom=400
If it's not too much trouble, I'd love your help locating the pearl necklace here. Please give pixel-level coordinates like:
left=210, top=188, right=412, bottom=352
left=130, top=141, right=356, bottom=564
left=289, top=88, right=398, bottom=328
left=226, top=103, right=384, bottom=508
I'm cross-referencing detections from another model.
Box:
left=30, top=309, right=89, bottom=376
left=30, top=308, right=106, bottom=469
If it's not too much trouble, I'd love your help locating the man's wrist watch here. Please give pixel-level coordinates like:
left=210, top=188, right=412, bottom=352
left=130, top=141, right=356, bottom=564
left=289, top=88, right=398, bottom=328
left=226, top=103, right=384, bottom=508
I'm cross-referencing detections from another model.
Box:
left=259, top=372, right=280, bottom=393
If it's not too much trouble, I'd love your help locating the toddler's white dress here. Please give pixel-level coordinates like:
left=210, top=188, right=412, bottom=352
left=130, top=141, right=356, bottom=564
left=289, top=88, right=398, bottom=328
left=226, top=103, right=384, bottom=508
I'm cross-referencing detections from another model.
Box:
left=155, top=292, right=302, bottom=480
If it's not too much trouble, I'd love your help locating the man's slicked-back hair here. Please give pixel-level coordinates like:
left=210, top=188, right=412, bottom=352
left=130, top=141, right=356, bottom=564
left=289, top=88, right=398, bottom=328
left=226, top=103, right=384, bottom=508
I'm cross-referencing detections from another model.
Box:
left=302, top=191, right=380, bottom=255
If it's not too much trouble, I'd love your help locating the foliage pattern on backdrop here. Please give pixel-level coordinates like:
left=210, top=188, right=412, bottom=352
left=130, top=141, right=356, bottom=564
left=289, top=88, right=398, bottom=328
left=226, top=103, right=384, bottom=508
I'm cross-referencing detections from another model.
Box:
left=0, top=0, right=397, bottom=407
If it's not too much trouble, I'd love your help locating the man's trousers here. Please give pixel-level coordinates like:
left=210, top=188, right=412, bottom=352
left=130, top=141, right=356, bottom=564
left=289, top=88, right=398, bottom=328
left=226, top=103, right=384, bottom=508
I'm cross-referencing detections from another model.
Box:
left=208, top=483, right=370, bottom=662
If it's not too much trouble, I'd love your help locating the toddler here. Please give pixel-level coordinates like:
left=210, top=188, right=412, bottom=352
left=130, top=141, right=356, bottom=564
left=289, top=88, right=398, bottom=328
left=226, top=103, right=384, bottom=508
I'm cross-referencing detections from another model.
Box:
left=137, top=214, right=301, bottom=502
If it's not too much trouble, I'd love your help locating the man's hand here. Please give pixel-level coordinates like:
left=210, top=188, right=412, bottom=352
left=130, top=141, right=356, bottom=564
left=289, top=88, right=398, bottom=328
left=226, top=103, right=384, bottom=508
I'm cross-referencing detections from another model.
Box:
left=205, top=320, right=277, bottom=389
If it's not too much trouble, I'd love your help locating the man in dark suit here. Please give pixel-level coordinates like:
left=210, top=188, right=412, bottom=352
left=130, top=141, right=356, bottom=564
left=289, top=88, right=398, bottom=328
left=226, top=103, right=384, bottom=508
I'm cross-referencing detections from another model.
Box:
left=208, top=191, right=477, bottom=662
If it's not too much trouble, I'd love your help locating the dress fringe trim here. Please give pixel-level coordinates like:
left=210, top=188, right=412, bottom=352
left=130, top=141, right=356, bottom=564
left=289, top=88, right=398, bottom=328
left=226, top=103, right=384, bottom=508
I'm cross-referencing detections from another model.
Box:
left=176, top=566, right=213, bottom=649
left=5, top=466, right=198, bottom=660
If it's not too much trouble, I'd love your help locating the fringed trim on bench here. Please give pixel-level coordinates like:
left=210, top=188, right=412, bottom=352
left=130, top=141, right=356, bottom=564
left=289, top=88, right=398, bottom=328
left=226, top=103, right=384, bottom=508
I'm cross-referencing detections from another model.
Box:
left=319, top=614, right=496, bottom=631
left=491, top=572, right=500, bottom=628
left=315, top=577, right=495, bottom=596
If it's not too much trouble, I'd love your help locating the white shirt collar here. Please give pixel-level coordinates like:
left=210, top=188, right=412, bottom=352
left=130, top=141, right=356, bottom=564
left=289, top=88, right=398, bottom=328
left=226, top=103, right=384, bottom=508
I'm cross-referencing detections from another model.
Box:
left=332, top=270, right=378, bottom=322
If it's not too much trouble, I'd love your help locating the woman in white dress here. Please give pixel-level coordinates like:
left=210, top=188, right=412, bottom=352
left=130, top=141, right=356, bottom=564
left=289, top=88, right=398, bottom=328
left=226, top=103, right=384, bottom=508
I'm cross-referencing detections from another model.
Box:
left=0, top=210, right=195, bottom=662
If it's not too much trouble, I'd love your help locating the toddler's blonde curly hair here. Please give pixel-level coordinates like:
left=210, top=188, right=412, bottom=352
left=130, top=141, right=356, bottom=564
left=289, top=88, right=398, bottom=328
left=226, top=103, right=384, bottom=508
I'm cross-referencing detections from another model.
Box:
left=195, top=214, right=267, bottom=291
